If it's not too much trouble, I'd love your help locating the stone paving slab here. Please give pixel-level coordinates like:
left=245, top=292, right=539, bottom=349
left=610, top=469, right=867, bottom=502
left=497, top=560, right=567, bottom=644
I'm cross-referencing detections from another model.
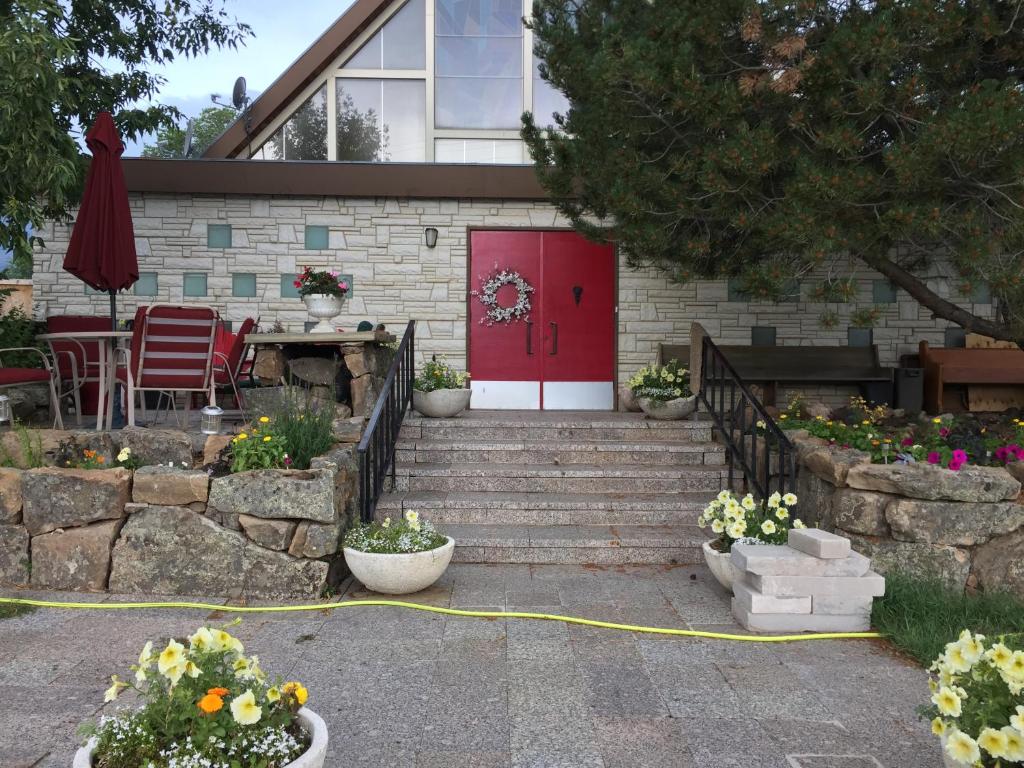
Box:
left=0, top=563, right=938, bottom=768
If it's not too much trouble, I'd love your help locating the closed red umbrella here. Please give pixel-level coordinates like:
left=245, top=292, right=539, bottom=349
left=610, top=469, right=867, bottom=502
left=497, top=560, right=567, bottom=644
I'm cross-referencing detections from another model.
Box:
left=63, top=111, right=139, bottom=328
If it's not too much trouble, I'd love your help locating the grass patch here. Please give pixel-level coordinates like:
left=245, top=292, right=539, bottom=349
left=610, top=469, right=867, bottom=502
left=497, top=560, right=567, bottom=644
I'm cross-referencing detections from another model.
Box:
left=871, top=571, right=1024, bottom=666
left=0, top=602, right=36, bottom=621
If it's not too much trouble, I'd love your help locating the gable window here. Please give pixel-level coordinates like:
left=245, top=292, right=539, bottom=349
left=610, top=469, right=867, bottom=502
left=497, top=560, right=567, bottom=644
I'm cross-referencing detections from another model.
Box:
left=336, top=79, right=426, bottom=161
left=435, top=138, right=523, bottom=163
left=343, top=0, right=425, bottom=69
left=252, top=86, right=328, bottom=160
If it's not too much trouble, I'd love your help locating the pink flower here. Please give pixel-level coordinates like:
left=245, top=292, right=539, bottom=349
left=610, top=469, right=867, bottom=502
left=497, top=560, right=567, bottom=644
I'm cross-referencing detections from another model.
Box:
left=952, top=449, right=968, bottom=463
left=901, top=437, right=914, bottom=447
left=948, top=458, right=964, bottom=471
left=339, top=281, right=348, bottom=291
left=939, top=427, right=950, bottom=438
left=329, top=271, right=339, bottom=278
left=283, top=455, right=292, bottom=466
left=293, top=280, right=302, bottom=288
left=926, top=451, right=941, bottom=464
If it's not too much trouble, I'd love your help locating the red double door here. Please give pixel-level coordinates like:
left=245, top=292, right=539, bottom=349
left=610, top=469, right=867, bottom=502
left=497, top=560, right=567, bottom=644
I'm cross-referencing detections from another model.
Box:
left=468, top=230, right=615, bottom=410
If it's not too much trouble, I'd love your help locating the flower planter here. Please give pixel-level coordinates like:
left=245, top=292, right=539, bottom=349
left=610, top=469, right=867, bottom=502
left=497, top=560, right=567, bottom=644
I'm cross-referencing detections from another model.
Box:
left=413, top=388, right=471, bottom=418
left=702, top=540, right=739, bottom=592
left=344, top=536, right=455, bottom=594
left=302, top=293, right=345, bottom=334
left=73, top=707, right=328, bottom=768
left=637, top=395, right=697, bottom=420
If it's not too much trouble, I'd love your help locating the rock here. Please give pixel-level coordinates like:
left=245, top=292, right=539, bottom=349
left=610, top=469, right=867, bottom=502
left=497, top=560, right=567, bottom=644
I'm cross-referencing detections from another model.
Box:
left=109, top=506, right=329, bottom=598
left=203, top=435, right=233, bottom=466
left=132, top=465, right=209, bottom=505
left=618, top=386, right=641, bottom=413
left=204, top=505, right=240, bottom=531
left=288, top=520, right=342, bottom=558
left=803, top=446, right=871, bottom=486
left=8, top=384, right=49, bottom=422
left=795, top=467, right=837, bottom=529
left=310, top=445, right=359, bottom=523
left=253, top=347, right=286, bottom=382
left=844, top=533, right=971, bottom=592
left=208, top=468, right=336, bottom=522
left=0, top=524, right=29, bottom=585
left=0, top=468, right=23, bottom=523
left=288, top=357, right=341, bottom=387
left=343, top=351, right=369, bottom=379
left=238, top=514, right=297, bottom=551
left=831, top=489, right=893, bottom=536
left=332, top=416, right=364, bottom=443
left=350, top=374, right=379, bottom=418
left=53, top=432, right=118, bottom=467
left=804, top=401, right=832, bottom=419
left=886, top=499, right=1024, bottom=546
left=0, top=428, right=63, bottom=468
left=845, top=463, right=1021, bottom=502
left=21, top=467, right=130, bottom=535
left=30, top=519, right=121, bottom=591
left=972, top=528, right=1024, bottom=598
left=1004, top=461, right=1024, bottom=486
left=116, top=426, right=192, bottom=468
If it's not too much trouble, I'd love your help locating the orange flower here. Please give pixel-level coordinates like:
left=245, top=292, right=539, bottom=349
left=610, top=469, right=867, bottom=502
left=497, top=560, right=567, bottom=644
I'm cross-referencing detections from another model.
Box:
left=198, top=693, right=224, bottom=714
left=97, top=456, right=105, bottom=463
left=207, top=687, right=229, bottom=697
left=84, top=450, right=95, bottom=458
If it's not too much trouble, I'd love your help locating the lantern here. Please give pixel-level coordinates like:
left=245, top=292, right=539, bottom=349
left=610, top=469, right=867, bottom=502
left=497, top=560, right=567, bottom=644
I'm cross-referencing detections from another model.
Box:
left=200, top=405, right=223, bottom=435
left=0, top=394, right=10, bottom=424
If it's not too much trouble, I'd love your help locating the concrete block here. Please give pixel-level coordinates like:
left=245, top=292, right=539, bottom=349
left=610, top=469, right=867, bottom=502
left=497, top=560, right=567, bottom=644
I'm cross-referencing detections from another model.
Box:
left=787, top=528, right=851, bottom=559
left=731, top=543, right=870, bottom=577
left=731, top=600, right=871, bottom=633
left=750, top=570, right=886, bottom=598
left=812, top=594, right=874, bottom=617
left=733, top=581, right=811, bottom=615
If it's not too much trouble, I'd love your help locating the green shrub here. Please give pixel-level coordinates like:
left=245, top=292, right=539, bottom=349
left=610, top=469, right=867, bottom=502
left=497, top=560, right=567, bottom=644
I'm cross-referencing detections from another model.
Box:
left=0, top=304, right=44, bottom=368
left=229, top=418, right=289, bottom=473
left=266, top=392, right=334, bottom=470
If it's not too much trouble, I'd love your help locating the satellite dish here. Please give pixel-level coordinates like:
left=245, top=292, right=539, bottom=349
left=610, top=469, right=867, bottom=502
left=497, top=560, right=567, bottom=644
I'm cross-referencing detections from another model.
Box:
left=232, top=77, right=248, bottom=110
left=182, top=119, right=195, bottom=158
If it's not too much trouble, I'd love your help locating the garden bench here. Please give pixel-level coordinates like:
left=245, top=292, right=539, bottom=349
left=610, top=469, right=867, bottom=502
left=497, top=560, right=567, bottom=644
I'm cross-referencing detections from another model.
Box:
left=919, top=340, right=1024, bottom=413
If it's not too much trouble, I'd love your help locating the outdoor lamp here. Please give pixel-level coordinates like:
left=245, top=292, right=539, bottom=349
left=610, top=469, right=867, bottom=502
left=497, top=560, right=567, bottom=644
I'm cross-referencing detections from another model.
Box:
left=0, top=394, right=9, bottom=424
left=424, top=227, right=438, bottom=248
left=200, top=405, right=224, bottom=435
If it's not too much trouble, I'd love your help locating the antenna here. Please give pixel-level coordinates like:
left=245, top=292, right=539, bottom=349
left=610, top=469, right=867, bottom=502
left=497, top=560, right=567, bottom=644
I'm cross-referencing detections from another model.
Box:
left=182, top=119, right=195, bottom=158
left=232, top=77, right=249, bottom=110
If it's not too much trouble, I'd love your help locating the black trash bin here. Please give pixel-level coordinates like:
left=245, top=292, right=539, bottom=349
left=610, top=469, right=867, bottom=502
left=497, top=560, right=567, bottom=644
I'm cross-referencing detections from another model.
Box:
left=895, top=367, right=924, bottom=413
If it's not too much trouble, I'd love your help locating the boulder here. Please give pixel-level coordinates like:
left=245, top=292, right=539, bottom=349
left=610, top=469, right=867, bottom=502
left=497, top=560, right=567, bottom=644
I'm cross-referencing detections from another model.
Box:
left=203, top=435, right=233, bottom=466
left=886, top=499, right=1024, bottom=546
left=350, top=374, right=379, bottom=418
left=132, top=465, right=209, bottom=505
left=831, top=489, right=893, bottom=536
left=343, top=351, right=368, bottom=378
left=53, top=432, right=118, bottom=467
left=1004, top=461, right=1024, bottom=487
left=0, top=524, right=29, bottom=585
left=310, top=445, right=359, bottom=523
left=972, top=528, right=1024, bottom=598
left=803, top=446, right=871, bottom=486
left=109, top=506, right=328, bottom=598
left=287, top=357, right=341, bottom=387
left=208, top=468, right=336, bottom=522
left=30, top=519, right=121, bottom=591
left=238, top=514, right=297, bottom=551
left=0, top=428, right=63, bottom=468
left=116, top=427, right=192, bottom=468
left=844, top=533, right=971, bottom=592
left=795, top=467, right=837, bottom=530
left=804, top=401, right=832, bottom=420
left=331, top=416, right=364, bottom=443
left=253, top=347, right=287, bottom=382
left=288, top=520, right=342, bottom=559
left=22, top=467, right=130, bottom=535
left=0, top=468, right=23, bottom=524
left=845, top=463, right=1021, bottom=502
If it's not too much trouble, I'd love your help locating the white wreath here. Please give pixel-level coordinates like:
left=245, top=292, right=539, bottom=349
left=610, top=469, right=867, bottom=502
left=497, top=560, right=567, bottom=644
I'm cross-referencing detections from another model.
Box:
left=472, top=270, right=535, bottom=325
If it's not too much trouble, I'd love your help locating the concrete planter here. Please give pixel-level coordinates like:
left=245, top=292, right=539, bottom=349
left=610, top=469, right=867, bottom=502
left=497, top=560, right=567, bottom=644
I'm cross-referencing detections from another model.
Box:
left=637, top=395, right=697, bottom=420
left=413, top=388, right=471, bottom=418
left=344, top=536, right=455, bottom=594
left=702, top=540, right=738, bottom=592
left=74, top=707, right=328, bottom=768
left=303, top=293, right=345, bottom=334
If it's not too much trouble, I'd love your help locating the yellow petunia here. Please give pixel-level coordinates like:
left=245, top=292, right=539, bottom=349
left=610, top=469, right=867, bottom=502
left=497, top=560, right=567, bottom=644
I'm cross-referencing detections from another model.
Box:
left=266, top=686, right=281, bottom=703
left=945, top=730, right=980, bottom=765
left=986, top=642, right=1013, bottom=669
left=158, top=639, right=185, bottom=677
left=259, top=416, right=270, bottom=423
left=282, top=681, right=309, bottom=706
left=978, top=727, right=1009, bottom=759
left=931, top=686, right=962, bottom=718
left=237, top=433, right=248, bottom=441
left=1010, top=705, right=1024, bottom=733
left=792, top=519, right=806, bottom=529
left=761, top=519, right=777, bottom=535
left=230, top=690, right=262, bottom=725
left=263, top=436, right=272, bottom=442
left=931, top=717, right=946, bottom=737
left=104, top=675, right=126, bottom=703
left=711, top=519, right=725, bottom=534
left=1002, top=726, right=1024, bottom=761
left=775, top=508, right=789, bottom=520
left=188, top=627, right=215, bottom=652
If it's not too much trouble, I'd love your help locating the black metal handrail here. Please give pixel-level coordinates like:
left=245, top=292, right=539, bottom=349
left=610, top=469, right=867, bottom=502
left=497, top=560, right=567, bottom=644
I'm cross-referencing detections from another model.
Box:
left=697, top=335, right=798, bottom=497
left=357, top=320, right=415, bottom=523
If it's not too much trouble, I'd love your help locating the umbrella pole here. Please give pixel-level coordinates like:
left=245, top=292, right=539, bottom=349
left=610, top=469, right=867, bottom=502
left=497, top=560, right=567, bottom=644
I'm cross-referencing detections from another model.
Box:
left=109, top=290, right=117, bottom=331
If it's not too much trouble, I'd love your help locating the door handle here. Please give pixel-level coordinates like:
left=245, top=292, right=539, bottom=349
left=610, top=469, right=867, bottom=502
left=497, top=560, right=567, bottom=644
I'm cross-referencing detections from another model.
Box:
left=549, top=322, right=558, bottom=356
left=526, top=321, right=533, bottom=355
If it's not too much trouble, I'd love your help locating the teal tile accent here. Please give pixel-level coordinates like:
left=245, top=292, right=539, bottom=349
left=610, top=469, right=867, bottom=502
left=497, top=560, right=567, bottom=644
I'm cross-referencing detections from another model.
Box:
left=280, top=274, right=302, bottom=299
left=751, top=326, right=777, bottom=346
left=970, top=282, right=992, bottom=304
left=944, top=327, right=966, bottom=348
left=84, top=284, right=103, bottom=295
left=134, top=272, right=159, bottom=296
left=848, top=327, right=873, bottom=347
left=183, top=272, right=208, bottom=297
left=872, top=279, right=897, bottom=304
left=727, top=278, right=748, bottom=302
left=338, top=273, right=354, bottom=298
left=304, top=225, right=329, bottom=250
left=207, top=224, right=232, bottom=248
left=232, top=273, right=257, bottom=298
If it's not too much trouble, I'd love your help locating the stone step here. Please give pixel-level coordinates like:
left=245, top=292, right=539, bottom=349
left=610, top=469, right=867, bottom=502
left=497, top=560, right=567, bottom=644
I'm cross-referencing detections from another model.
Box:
left=376, top=490, right=710, bottom=525
left=444, top=523, right=707, bottom=565
left=394, top=439, right=724, bottom=466
left=400, top=413, right=712, bottom=443
left=394, top=462, right=729, bottom=494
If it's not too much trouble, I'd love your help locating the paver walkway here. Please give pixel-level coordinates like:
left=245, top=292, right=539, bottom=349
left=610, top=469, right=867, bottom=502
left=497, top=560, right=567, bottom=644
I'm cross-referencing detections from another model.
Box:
left=0, top=564, right=938, bottom=768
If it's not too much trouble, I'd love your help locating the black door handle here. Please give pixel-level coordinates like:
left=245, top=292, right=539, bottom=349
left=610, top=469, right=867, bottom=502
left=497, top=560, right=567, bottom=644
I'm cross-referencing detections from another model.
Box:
left=526, top=320, right=533, bottom=355
left=549, top=322, right=558, bottom=355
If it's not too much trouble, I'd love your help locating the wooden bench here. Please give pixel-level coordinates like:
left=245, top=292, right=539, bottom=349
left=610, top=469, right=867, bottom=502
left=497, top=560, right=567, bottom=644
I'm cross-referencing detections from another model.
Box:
left=658, top=342, right=893, bottom=406
left=919, top=340, right=1024, bottom=413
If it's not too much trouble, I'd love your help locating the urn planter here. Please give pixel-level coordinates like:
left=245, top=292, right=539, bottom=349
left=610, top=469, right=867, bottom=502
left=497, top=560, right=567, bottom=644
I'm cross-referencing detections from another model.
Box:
left=302, top=293, right=345, bottom=334
left=702, top=540, right=739, bottom=592
left=637, top=395, right=697, bottom=420
left=413, top=388, right=471, bottom=418
left=344, top=536, right=455, bottom=594
left=73, top=707, right=329, bottom=768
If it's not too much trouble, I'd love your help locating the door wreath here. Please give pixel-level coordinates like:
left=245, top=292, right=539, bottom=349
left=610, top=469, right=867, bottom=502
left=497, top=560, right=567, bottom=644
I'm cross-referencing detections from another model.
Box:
left=472, top=269, right=535, bottom=325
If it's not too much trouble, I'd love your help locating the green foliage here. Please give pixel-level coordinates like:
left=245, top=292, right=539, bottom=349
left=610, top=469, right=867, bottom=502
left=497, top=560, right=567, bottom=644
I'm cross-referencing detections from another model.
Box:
left=698, top=489, right=805, bottom=553
left=1, top=0, right=251, bottom=272
left=141, top=106, right=239, bottom=158
left=229, top=419, right=289, bottom=473
left=414, top=357, right=467, bottom=393
left=343, top=510, right=448, bottom=554
left=0, top=423, right=46, bottom=469
left=523, top=0, right=1024, bottom=343
left=627, top=359, right=691, bottom=402
left=267, top=394, right=335, bottom=471
left=0, top=304, right=44, bottom=367
left=850, top=306, right=884, bottom=328
left=0, top=601, right=35, bottom=621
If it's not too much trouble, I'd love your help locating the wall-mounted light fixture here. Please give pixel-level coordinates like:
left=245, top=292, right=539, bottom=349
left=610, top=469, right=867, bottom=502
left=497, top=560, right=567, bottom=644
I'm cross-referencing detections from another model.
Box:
left=424, top=227, right=438, bottom=249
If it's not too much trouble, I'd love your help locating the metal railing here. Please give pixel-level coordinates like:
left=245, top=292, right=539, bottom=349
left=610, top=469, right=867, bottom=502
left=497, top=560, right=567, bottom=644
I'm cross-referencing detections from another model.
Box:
left=697, top=334, right=798, bottom=497
left=357, top=320, right=415, bottom=523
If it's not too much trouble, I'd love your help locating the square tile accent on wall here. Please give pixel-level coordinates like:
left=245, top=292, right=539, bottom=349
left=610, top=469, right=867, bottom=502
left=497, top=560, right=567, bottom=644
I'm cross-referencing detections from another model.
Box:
left=872, top=279, right=898, bottom=304
left=970, top=282, right=992, bottom=304
left=304, top=225, right=329, bottom=250
left=232, top=273, right=257, bottom=298
left=751, top=326, right=777, bottom=346
left=727, top=278, right=749, bottom=302
left=207, top=224, right=232, bottom=248
left=944, top=327, right=966, bottom=348
left=338, top=273, right=354, bottom=297
left=183, top=272, right=208, bottom=297
left=280, top=274, right=302, bottom=299
left=848, top=327, right=873, bottom=347
left=134, top=272, right=159, bottom=296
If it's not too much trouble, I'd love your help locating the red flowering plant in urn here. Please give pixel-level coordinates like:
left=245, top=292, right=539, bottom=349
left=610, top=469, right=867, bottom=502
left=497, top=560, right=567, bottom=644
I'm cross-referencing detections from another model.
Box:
left=294, top=267, right=350, bottom=333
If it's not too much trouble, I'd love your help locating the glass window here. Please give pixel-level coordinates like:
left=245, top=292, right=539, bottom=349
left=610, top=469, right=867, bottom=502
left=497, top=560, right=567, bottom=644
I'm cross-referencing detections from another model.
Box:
left=280, top=275, right=302, bottom=299
left=533, top=55, right=568, bottom=128
left=436, top=0, right=521, bottom=36
left=207, top=224, right=232, bottom=248
left=435, top=77, right=522, bottom=129
left=134, top=273, right=159, bottom=296
left=435, top=138, right=523, bottom=163
left=183, top=273, right=208, bottom=297
left=336, top=79, right=425, bottom=161
left=343, top=0, right=425, bottom=70
left=250, top=134, right=281, bottom=160
left=232, top=273, right=257, bottom=298
left=253, top=88, right=328, bottom=161
left=305, top=225, right=329, bottom=250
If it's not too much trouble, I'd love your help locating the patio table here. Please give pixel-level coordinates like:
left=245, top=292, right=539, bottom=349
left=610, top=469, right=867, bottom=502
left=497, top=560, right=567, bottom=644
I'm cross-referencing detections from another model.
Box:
left=37, top=330, right=133, bottom=432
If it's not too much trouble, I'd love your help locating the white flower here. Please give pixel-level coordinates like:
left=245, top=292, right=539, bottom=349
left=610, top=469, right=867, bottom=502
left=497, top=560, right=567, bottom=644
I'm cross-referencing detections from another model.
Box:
left=188, top=627, right=215, bottom=652
left=726, top=521, right=746, bottom=539
left=740, top=494, right=756, bottom=511
left=760, top=519, right=777, bottom=535
left=767, top=492, right=781, bottom=508
left=404, top=510, right=419, bottom=524
left=116, top=448, right=131, bottom=463
left=782, top=492, right=798, bottom=506
left=931, top=686, right=962, bottom=717
left=104, top=675, right=126, bottom=702
left=944, top=730, right=980, bottom=765
left=792, top=519, right=806, bottom=529
left=711, top=519, right=725, bottom=534
left=716, top=490, right=731, bottom=504
left=157, top=639, right=185, bottom=678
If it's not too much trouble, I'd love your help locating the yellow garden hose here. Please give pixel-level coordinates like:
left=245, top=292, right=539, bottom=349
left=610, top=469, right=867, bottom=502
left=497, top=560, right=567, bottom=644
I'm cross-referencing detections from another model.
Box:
left=0, top=596, right=882, bottom=642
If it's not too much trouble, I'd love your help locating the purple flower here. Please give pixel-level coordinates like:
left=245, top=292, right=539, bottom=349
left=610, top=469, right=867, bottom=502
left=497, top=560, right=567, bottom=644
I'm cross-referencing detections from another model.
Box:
left=939, top=427, right=950, bottom=438
left=901, top=437, right=914, bottom=447
left=952, top=449, right=968, bottom=463
left=926, top=451, right=941, bottom=465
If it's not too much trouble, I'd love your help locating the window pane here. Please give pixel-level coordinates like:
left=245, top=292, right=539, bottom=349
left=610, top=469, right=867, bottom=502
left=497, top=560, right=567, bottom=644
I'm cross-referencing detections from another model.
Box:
left=207, top=224, right=232, bottom=248
left=232, top=273, right=257, bottom=298
left=435, top=138, right=523, bottom=163
left=436, top=36, right=521, bottom=77
left=345, top=33, right=382, bottom=68
left=436, top=0, right=522, bottom=36
left=336, top=79, right=425, bottom=161
left=183, top=273, right=208, bottom=297
left=343, top=0, right=425, bottom=70
left=250, top=134, right=282, bottom=160
left=533, top=56, right=568, bottom=128
left=275, top=86, right=328, bottom=161
left=436, top=76, right=522, bottom=129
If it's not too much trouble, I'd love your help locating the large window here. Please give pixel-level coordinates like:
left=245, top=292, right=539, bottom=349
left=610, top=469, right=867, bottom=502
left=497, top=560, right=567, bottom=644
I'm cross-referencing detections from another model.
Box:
left=435, top=138, right=523, bottom=163
left=532, top=54, right=568, bottom=128
left=336, top=79, right=426, bottom=161
left=343, top=0, right=425, bottom=69
left=253, top=86, right=328, bottom=160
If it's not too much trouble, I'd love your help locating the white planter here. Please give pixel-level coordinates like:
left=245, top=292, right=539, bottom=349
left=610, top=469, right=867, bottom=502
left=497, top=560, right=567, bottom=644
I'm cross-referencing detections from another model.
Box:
left=619, top=386, right=641, bottom=412
left=74, top=707, right=328, bottom=768
left=637, top=395, right=697, bottom=420
left=702, top=540, right=739, bottom=592
left=344, top=537, right=455, bottom=594
left=302, top=293, right=345, bottom=334
left=413, top=388, right=471, bottom=418
left=938, top=733, right=962, bottom=768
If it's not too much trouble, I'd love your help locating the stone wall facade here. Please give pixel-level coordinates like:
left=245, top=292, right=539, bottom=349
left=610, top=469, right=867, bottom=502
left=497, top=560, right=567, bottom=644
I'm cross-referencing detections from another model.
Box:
left=33, top=193, right=994, bottom=399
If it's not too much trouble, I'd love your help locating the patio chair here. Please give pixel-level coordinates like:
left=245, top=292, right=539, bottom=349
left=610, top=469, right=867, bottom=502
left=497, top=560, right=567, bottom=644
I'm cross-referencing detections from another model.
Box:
left=44, top=315, right=112, bottom=425
left=116, top=304, right=219, bottom=428
left=210, top=317, right=257, bottom=418
left=0, top=348, right=64, bottom=429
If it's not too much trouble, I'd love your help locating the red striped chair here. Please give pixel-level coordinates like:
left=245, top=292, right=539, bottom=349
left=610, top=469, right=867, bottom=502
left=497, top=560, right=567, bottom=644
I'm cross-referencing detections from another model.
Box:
left=211, top=316, right=257, bottom=418
left=44, top=315, right=112, bottom=424
left=117, top=304, right=219, bottom=428
left=0, top=348, right=63, bottom=429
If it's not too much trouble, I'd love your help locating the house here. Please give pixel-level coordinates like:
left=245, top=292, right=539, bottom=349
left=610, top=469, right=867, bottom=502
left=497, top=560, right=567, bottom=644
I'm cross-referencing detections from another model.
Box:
left=32, top=0, right=993, bottom=410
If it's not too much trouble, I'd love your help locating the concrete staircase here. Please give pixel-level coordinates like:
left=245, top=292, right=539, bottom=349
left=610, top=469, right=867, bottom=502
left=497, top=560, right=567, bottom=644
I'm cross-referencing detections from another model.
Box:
left=375, top=411, right=722, bottom=565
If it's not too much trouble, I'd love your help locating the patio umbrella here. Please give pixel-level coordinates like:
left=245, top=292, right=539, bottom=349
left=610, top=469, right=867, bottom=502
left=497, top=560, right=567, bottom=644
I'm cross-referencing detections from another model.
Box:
left=63, top=111, right=139, bottom=329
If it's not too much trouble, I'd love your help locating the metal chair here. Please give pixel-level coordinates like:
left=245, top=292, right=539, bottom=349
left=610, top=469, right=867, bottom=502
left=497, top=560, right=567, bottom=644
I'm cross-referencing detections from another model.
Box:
left=0, top=348, right=64, bottom=429
left=210, top=317, right=257, bottom=419
left=44, top=315, right=112, bottom=425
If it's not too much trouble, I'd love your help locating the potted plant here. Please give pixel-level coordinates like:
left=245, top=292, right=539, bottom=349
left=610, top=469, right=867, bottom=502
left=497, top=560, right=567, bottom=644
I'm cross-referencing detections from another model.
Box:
left=293, top=267, right=349, bottom=333
left=343, top=510, right=454, bottom=594
left=412, top=357, right=471, bottom=418
left=75, top=624, right=327, bottom=768
left=628, top=359, right=696, bottom=420
left=698, top=489, right=806, bottom=591
left=920, top=629, right=1024, bottom=767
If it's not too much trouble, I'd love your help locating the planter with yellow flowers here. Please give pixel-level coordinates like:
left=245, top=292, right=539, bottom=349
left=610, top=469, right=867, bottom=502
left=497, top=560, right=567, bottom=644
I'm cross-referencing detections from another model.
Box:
left=343, top=510, right=454, bottom=594
left=74, top=625, right=327, bottom=768
left=628, top=360, right=696, bottom=420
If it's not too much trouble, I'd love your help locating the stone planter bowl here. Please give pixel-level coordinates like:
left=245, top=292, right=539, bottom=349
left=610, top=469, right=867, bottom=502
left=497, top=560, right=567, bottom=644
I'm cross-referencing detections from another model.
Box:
left=702, top=540, right=739, bottom=592
left=413, top=388, right=471, bottom=418
left=344, top=537, right=455, bottom=594
left=619, top=386, right=642, bottom=412
left=303, top=293, right=345, bottom=334
left=74, top=707, right=328, bottom=768
left=637, top=395, right=697, bottom=420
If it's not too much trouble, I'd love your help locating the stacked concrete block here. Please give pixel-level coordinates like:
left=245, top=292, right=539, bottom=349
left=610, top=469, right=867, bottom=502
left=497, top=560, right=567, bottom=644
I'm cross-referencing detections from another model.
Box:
left=730, top=529, right=885, bottom=632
